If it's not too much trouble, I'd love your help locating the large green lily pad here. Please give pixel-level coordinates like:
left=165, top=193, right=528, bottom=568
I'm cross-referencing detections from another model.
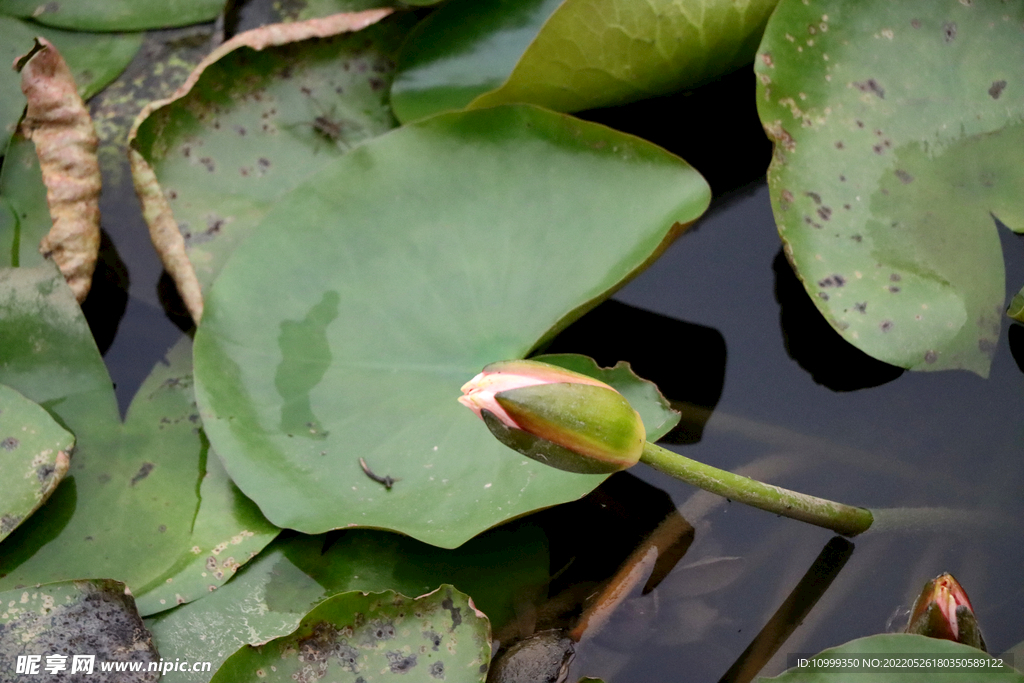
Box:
left=0, top=0, right=224, bottom=31
left=130, top=10, right=412, bottom=322
left=210, top=585, right=491, bottom=683
left=0, top=579, right=160, bottom=681
left=147, top=524, right=548, bottom=682
left=0, top=266, right=278, bottom=612
left=192, top=104, right=708, bottom=547
left=756, top=0, right=1024, bottom=376
left=391, top=0, right=780, bottom=122
left=759, top=633, right=1023, bottom=682
left=0, top=382, right=73, bottom=542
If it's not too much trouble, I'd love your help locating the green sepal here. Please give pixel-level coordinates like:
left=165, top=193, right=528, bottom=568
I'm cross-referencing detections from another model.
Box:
left=493, top=383, right=645, bottom=471
left=482, top=410, right=625, bottom=475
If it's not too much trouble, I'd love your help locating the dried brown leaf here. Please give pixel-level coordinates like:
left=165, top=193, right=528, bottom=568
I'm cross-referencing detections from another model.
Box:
left=129, top=9, right=393, bottom=323
left=15, top=38, right=101, bottom=303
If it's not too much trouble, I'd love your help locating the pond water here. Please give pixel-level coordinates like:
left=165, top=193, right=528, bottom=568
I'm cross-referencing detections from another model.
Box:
left=85, top=37, right=1023, bottom=683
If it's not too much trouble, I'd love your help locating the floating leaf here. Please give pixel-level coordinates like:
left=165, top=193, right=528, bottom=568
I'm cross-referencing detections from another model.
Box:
left=756, top=0, right=1024, bottom=376
left=0, top=16, right=142, bottom=152
left=147, top=524, right=548, bottom=682
left=0, top=266, right=277, bottom=611
left=209, top=585, right=490, bottom=683
left=391, top=0, right=780, bottom=122
left=16, top=38, right=101, bottom=302
left=192, top=104, right=709, bottom=547
left=0, top=382, right=73, bottom=542
left=534, top=354, right=679, bottom=438
left=0, top=579, right=159, bottom=681
left=0, top=0, right=225, bottom=32
left=129, top=9, right=409, bottom=322
left=0, top=135, right=51, bottom=270
left=759, top=633, right=1023, bottom=683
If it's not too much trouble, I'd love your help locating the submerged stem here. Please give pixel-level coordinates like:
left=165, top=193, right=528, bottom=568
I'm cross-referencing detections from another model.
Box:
left=640, top=441, right=873, bottom=536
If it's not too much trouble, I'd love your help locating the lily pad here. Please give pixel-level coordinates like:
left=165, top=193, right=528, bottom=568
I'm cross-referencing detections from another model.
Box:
left=391, top=0, right=780, bottom=122
left=0, top=266, right=278, bottom=612
left=209, top=585, right=491, bottom=683
left=0, top=382, right=73, bottom=542
left=0, top=16, right=142, bottom=152
left=759, top=633, right=1023, bottom=682
left=192, top=104, right=710, bottom=547
left=0, top=135, right=52, bottom=270
left=0, top=579, right=160, bottom=681
left=130, top=9, right=411, bottom=322
left=756, top=0, right=1024, bottom=376
left=147, top=524, right=548, bottom=682
left=0, top=0, right=224, bottom=31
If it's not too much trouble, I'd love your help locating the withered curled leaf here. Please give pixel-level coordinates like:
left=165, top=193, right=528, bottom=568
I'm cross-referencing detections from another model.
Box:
left=15, top=37, right=101, bottom=303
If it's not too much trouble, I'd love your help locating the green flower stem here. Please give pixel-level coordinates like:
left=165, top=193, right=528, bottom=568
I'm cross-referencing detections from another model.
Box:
left=640, top=441, right=873, bottom=536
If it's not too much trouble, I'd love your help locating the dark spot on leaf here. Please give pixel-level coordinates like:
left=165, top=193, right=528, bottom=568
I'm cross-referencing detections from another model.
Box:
left=894, top=169, right=913, bottom=184
left=199, top=157, right=215, bottom=172
left=240, top=167, right=249, bottom=177
left=430, top=661, right=445, bottom=679
left=890, top=273, right=901, bottom=282
left=300, top=86, right=312, bottom=96
left=336, top=644, right=359, bottom=671
left=158, top=524, right=166, bottom=533
left=989, top=80, right=1007, bottom=99
left=37, top=464, right=55, bottom=481
left=386, top=651, right=417, bottom=673
left=911, top=18, right=921, bottom=28
left=97, top=473, right=110, bottom=484
left=856, top=120, right=865, bottom=128
left=835, top=141, right=844, bottom=149
left=1, top=437, right=18, bottom=450
left=873, top=144, right=885, bottom=154
left=839, top=175, right=846, bottom=182
left=854, top=302, right=867, bottom=313
left=369, top=77, right=384, bottom=91
left=805, top=191, right=822, bottom=204
left=780, top=189, right=795, bottom=207
left=817, top=206, right=832, bottom=221
left=167, top=190, right=178, bottom=200
left=854, top=79, right=885, bottom=98
left=130, top=462, right=154, bottom=486
left=817, top=292, right=829, bottom=300
left=889, top=286, right=900, bottom=293
left=424, top=630, right=442, bottom=650
left=979, top=338, right=996, bottom=356
left=943, top=22, right=957, bottom=42
left=1, top=514, right=22, bottom=534
left=880, top=320, right=893, bottom=332
left=818, top=274, right=846, bottom=287
left=441, top=595, right=462, bottom=630
left=235, top=126, right=247, bottom=136
left=258, top=157, right=270, bottom=169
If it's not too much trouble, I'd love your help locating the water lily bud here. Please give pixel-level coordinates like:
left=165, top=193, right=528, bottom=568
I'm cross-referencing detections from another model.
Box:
left=459, top=360, right=646, bottom=474
left=905, top=573, right=986, bottom=651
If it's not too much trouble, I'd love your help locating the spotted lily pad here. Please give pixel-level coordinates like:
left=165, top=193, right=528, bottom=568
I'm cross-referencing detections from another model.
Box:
left=192, top=104, right=709, bottom=547
left=756, top=0, right=1024, bottom=376
left=129, top=9, right=411, bottom=322
left=0, top=382, right=73, bottom=543
left=0, top=266, right=278, bottom=612
left=209, top=585, right=491, bottom=683
left=0, top=579, right=159, bottom=681
left=391, top=0, right=780, bottom=122
left=147, top=524, right=548, bottom=682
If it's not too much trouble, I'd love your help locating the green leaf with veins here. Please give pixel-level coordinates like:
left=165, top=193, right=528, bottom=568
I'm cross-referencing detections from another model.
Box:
left=756, top=0, right=1024, bottom=376
left=391, top=0, right=780, bottom=122
left=0, top=266, right=278, bottom=614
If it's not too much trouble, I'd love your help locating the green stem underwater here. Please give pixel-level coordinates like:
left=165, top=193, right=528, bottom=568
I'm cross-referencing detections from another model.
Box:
left=640, top=441, right=873, bottom=537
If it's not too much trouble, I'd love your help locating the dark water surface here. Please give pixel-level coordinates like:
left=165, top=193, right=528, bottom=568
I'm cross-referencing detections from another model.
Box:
left=85, top=41, right=1023, bottom=683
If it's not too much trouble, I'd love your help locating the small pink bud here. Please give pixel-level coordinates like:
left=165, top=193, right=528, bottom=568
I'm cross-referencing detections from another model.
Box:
left=459, top=359, right=645, bottom=474
left=906, top=573, right=986, bottom=651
